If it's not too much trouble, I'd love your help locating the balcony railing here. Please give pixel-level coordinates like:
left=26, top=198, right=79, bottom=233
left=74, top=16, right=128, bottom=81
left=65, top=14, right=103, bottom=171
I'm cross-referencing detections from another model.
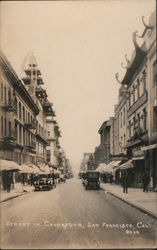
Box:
left=1, top=101, right=16, bottom=112
left=24, top=120, right=36, bottom=129
left=128, top=91, right=147, bottom=117
left=27, top=141, right=36, bottom=149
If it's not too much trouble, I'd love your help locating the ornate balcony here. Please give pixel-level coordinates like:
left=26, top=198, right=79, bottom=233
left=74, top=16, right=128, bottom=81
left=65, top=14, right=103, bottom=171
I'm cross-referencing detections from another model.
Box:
left=27, top=141, right=36, bottom=149
left=128, top=91, right=147, bottom=117
left=24, top=119, right=36, bottom=129
left=1, top=101, right=16, bottom=112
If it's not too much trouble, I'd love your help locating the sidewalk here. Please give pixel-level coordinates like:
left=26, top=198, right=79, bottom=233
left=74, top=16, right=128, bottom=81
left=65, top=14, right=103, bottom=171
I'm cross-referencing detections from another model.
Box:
left=0, top=183, right=35, bottom=203
left=101, top=183, right=157, bottom=219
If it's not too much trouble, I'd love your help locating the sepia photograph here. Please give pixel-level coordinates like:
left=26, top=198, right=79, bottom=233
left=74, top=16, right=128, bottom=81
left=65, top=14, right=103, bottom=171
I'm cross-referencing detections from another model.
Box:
left=0, top=0, right=157, bottom=249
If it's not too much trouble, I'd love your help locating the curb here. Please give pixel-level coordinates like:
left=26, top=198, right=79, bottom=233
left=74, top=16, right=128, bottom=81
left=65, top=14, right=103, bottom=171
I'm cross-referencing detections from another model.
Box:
left=101, top=186, right=157, bottom=220
left=0, top=190, right=33, bottom=203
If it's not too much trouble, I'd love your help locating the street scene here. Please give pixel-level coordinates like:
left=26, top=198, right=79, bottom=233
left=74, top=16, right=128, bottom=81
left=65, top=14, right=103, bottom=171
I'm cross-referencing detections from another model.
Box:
left=1, top=178, right=157, bottom=249
left=0, top=1, right=157, bottom=249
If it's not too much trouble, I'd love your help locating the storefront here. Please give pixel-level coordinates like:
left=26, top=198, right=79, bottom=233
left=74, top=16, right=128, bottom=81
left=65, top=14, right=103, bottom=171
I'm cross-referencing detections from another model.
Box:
left=141, top=144, right=157, bottom=190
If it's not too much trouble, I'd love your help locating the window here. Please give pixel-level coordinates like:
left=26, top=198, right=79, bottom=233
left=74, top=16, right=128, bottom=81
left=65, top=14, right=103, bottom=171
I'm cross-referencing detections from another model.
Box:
left=19, top=125, right=22, bottom=143
left=128, top=91, right=131, bottom=108
left=19, top=102, right=21, bottom=119
left=133, top=116, right=136, bottom=130
left=48, top=131, right=50, bottom=137
left=124, top=134, right=126, bottom=148
left=142, top=70, right=146, bottom=92
left=129, top=121, right=131, bottom=138
left=8, top=90, right=11, bottom=105
left=4, top=86, right=7, bottom=104
left=15, top=122, right=17, bottom=141
left=133, top=85, right=135, bottom=103
left=1, top=83, right=3, bottom=102
left=153, top=60, right=157, bottom=84
left=4, top=118, right=7, bottom=136
left=143, top=109, right=147, bottom=131
left=137, top=79, right=140, bottom=98
left=25, top=110, right=27, bottom=123
left=28, top=112, right=30, bottom=123
left=8, top=121, right=11, bottom=137
left=23, top=129, right=25, bottom=144
left=23, top=107, right=25, bottom=122
left=153, top=108, right=157, bottom=130
left=1, top=116, right=3, bottom=136
left=137, top=113, right=140, bottom=129
left=14, top=97, right=17, bottom=114
left=123, top=108, right=125, bottom=125
left=121, top=112, right=122, bottom=127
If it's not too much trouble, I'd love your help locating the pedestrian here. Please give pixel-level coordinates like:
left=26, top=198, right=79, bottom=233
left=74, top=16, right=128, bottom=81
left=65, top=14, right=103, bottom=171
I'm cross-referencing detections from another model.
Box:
left=30, top=174, right=34, bottom=186
left=142, top=171, right=150, bottom=192
left=121, top=171, right=129, bottom=193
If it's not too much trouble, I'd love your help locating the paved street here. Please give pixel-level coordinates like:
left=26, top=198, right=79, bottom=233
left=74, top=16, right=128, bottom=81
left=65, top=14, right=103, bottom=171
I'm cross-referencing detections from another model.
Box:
left=1, top=179, right=157, bottom=249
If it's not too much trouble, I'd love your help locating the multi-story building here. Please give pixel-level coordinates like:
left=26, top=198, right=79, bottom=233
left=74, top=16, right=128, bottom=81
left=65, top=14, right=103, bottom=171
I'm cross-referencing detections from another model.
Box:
left=46, top=116, right=61, bottom=168
left=94, top=118, right=113, bottom=166
left=140, top=10, right=157, bottom=189
left=0, top=50, right=39, bottom=165
left=116, top=10, right=156, bottom=188
left=22, top=54, right=52, bottom=165
left=112, top=86, right=127, bottom=159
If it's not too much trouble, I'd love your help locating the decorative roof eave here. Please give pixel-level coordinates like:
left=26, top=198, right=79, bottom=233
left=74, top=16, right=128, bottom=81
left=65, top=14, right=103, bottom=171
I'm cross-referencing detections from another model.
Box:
left=121, top=31, right=147, bottom=85
left=137, top=14, right=155, bottom=38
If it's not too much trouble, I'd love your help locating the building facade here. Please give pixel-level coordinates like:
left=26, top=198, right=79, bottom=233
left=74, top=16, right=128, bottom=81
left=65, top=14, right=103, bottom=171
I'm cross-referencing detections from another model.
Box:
left=0, top=50, right=39, bottom=165
left=94, top=118, right=113, bottom=166
left=115, top=10, right=156, bottom=188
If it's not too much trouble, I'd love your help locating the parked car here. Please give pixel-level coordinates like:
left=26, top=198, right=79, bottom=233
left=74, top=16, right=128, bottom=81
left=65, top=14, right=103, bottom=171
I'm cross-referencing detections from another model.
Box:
left=58, top=174, right=66, bottom=182
left=84, top=171, right=100, bottom=190
left=34, top=173, right=53, bottom=191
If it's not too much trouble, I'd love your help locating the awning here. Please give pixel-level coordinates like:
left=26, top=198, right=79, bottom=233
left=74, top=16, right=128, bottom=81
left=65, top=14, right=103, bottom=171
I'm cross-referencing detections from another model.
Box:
left=0, top=160, right=20, bottom=171
left=141, top=144, right=157, bottom=151
left=38, top=164, right=50, bottom=173
left=29, top=164, right=41, bottom=174
left=19, top=165, right=34, bottom=174
left=96, top=163, right=107, bottom=172
left=119, top=160, right=133, bottom=170
left=102, top=161, right=116, bottom=173
left=111, top=160, right=122, bottom=169
left=132, top=156, right=145, bottom=160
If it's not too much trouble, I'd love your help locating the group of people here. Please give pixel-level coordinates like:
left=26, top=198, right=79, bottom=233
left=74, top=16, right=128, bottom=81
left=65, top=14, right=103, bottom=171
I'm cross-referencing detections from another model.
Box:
left=101, top=170, right=151, bottom=194
left=120, top=171, right=150, bottom=194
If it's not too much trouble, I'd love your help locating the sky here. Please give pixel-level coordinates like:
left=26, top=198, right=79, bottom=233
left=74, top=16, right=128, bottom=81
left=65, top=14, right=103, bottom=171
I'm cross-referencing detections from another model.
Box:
left=1, top=0, right=155, bottom=174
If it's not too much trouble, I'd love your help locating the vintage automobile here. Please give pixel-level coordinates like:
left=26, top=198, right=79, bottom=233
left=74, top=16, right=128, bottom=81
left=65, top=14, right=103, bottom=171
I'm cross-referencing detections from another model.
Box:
left=34, top=173, right=54, bottom=191
left=84, top=171, right=100, bottom=190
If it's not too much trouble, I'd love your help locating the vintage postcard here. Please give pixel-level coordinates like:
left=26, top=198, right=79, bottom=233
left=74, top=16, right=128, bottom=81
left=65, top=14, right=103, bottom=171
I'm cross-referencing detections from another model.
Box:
left=0, top=0, right=157, bottom=249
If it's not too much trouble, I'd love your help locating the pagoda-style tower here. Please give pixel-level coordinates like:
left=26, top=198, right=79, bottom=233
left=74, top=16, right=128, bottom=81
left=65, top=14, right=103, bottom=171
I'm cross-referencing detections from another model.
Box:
left=22, top=54, right=43, bottom=99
